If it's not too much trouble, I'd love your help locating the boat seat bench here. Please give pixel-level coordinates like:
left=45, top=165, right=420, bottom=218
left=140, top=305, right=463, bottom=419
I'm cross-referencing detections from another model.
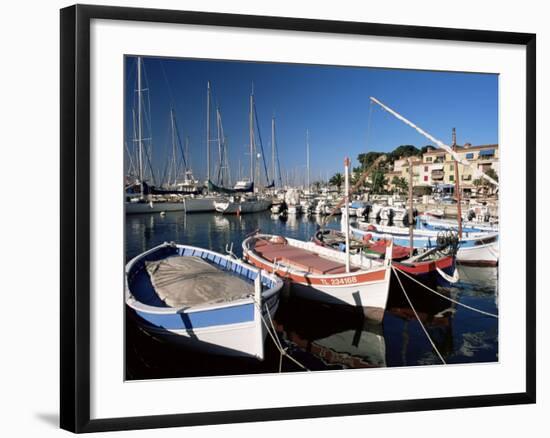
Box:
left=253, top=240, right=359, bottom=275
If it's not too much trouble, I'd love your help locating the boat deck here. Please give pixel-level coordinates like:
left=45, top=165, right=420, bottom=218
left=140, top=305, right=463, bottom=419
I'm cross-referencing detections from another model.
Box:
left=253, top=239, right=359, bottom=275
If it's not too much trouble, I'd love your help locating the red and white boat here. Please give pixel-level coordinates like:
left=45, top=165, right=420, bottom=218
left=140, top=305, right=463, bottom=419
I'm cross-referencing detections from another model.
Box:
left=313, top=228, right=458, bottom=290
left=242, top=234, right=393, bottom=323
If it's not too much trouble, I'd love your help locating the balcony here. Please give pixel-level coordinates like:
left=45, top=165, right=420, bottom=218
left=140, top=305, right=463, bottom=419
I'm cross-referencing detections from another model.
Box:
left=431, top=170, right=445, bottom=181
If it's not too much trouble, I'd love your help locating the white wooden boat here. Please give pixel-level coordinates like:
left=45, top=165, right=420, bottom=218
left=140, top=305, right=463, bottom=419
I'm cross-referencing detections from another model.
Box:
left=242, top=234, right=393, bottom=322
left=125, top=242, right=283, bottom=359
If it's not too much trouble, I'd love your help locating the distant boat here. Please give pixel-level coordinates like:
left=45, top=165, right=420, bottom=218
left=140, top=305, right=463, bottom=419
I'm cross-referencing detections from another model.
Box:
left=125, top=242, right=283, bottom=359
left=214, top=195, right=271, bottom=214
left=416, top=214, right=499, bottom=233
left=424, top=209, right=445, bottom=219
left=242, top=233, right=393, bottom=322
left=126, top=197, right=186, bottom=214
left=207, top=179, right=254, bottom=194
left=271, top=200, right=287, bottom=214
left=351, top=221, right=498, bottom=266
left=182, top=195, right=223, bottom=213
left=340, top=206, right=356, bottom=217
left=348, top=200, right=371, bottom=218
left=287, top=204, right=303, bottom=215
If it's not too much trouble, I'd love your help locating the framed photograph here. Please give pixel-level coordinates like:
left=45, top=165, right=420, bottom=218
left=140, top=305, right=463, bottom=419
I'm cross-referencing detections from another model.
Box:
left=60, top=4, right=536, bottom=433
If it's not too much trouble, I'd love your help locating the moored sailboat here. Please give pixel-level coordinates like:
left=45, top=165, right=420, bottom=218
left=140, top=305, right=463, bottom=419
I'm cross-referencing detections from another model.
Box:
left=214, top=195, right=271, bottom=214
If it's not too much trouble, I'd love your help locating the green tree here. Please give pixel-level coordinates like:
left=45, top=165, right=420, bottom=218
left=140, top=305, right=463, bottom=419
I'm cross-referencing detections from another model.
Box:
left=388, top=145, right=421, bottom=162
left=329, top=173, right=344, bottom=192
left=473, top=168, right=498, bottom=195
left=392, top=176, right=408, bottom=194
left=357, top=152, right=385, bottom=170
left=485, top=167, right=499, bottom=182
left=474, top=168, right=499, bottom=188
left=420, top=145, right=435, bottom=155
left=368, top=170, right=387, bottom=194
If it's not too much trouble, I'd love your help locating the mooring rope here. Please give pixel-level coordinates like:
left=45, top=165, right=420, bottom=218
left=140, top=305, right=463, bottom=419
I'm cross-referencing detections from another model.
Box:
left=392, top=265, right=498, bottom=318
left=252, top=299, right=310, bottom=372
left=391, top=266, right=446, bottom=365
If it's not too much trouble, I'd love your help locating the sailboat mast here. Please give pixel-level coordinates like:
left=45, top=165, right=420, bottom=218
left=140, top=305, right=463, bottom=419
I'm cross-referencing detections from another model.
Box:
left=206, top=81, right=211, bottom=183
left=131, top=108, right=138, bottom=177
left=306, top=129, right=310, bottom=193
left=216, top=107, right=222, bottom=185
left=408, top=157, right=414, bottom=257
left=137, top=56, right=144, bottom=197
left=170, top=108, right=177, bottom=186
left=272, top=116, right=276, bottom=187
left=453, top=128, right=463, bottom=238
left=249, top=85, right=255, bottom=183
left=344, top=157, right=351, bottom=273
left=185, top=136, right=190, bottom=174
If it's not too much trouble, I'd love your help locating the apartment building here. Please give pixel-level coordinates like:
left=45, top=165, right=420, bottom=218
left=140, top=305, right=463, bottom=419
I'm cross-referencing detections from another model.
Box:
left=386, top=143, right=499, bottom=194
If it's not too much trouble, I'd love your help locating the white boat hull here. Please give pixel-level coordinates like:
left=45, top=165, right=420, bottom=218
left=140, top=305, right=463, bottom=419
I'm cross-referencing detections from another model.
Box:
left=126, top=201, right=185, bottom=214
left=289, top=275, right=390, bottom=322
left=126, top=243, right=283, bottom=360
left=135, top=297, right=279, bottom=359
left=183, top=197, right=220, bottom=212
left=215, top=199, right=271, bottom=214
left=456, top=240, right=499, bottom=266
left=243, top=235, right=392, bottom=322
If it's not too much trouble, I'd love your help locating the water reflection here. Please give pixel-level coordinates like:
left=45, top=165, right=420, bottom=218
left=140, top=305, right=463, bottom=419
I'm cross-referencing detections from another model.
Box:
left=125, top=210, right=499, bottom=379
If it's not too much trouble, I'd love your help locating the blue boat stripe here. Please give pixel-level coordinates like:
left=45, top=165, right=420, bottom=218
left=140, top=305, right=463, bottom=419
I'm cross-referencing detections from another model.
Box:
left=354, top=228, right=497, bottom=249
left=135, top=303, right=255, bottom=330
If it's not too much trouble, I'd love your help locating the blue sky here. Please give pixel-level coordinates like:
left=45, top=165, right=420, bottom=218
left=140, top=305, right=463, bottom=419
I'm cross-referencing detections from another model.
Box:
left=124, top=56, right=498, bottom=185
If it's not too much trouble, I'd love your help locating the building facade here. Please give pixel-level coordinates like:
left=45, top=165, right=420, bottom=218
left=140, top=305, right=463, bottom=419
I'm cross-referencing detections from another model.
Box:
left=385, top=143, right=499, bottom=195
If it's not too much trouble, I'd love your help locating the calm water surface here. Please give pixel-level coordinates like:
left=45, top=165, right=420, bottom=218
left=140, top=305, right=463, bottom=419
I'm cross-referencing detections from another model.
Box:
left=125, top=211, right=498, bottom=380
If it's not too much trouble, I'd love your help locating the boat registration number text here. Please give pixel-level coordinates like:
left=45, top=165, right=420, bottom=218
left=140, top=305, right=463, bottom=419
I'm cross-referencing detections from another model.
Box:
left=320, top=277, right=358, bottom=286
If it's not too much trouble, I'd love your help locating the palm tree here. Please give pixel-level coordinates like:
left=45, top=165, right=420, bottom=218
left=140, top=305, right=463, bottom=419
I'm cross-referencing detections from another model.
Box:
left=329, top=173, right=344, bottom=192
left=369, top=170, right=387, bottom=194
left=392, top=176, right=408, bottom=194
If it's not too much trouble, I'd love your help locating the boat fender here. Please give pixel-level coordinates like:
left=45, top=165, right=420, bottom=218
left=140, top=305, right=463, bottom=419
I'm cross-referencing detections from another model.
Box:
left=362, top=233, right=373, bottom=242
left=366, top=224, right=377, bottom=232
left=270, top=236, right=287, bottom=245
left=436, top=267, right=459, bottom=284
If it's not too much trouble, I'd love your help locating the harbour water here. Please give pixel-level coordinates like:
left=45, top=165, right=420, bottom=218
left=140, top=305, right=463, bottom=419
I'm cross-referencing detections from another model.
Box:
left=125, top=211, right=498, bottom=380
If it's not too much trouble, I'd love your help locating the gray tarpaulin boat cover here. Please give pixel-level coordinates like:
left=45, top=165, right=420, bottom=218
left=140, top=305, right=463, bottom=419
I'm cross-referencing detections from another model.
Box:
left=146, top=256, right=254, bottom=308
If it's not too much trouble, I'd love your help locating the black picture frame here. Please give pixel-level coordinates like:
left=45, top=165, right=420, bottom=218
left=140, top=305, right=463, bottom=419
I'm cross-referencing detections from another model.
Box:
left=60, top=4, right=536, bottom=433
